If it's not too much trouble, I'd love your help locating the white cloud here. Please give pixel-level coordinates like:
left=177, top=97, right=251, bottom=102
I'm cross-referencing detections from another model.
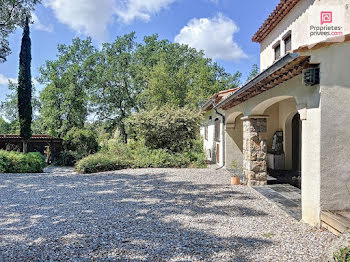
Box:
left=44, top=0, right=177, bottom=39
left=115, top=0, right=176, bottom=24
left=31, top=13, right=54, bottom=32
left=44, top=0, right=115, bottom=40
left=175, top=14, right=247, bottom=61
left=0, top=74, right=16, bottom=86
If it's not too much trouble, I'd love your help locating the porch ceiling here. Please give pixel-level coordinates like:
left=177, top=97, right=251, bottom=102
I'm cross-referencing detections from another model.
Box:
left=218, top=53, right=310, bottom=111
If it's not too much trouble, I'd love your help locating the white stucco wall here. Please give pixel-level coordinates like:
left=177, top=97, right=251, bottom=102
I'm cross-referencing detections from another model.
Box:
left=225, top=113, right=243, bottom=170
left=260, top=0, right=350, bottom=71
left=224, top=74, right=322, bottom=226
left=201, top=110, right=225, bottom=166
left=302, top=42, right=350, bottom=212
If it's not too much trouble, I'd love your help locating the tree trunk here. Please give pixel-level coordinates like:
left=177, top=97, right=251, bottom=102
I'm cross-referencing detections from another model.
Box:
left=23, top=140, right=28, bottom=153
left=120, top=122, right=128, bottom=144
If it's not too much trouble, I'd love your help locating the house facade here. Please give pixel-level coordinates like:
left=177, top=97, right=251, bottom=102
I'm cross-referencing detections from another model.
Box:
left=201, top=0, right=350, bottom=227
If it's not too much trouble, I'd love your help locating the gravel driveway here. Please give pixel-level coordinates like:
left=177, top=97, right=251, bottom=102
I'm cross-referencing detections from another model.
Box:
left=0, top=167, right=334, bottom=261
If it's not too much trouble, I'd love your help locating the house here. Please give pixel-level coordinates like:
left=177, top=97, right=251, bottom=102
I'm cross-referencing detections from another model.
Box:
left=201, top=0, right=350, bottom=227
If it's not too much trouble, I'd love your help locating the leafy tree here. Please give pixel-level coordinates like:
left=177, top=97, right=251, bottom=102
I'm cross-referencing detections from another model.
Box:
left=0, top=80, right=41, bottom=134
left=126, top=105, right=201, bottom=152
left=88, top=33, right=139, bottom=143
left=0, top=0, right=40, bottom=63
left=0, top=117, right=11, bottom=133
left=246, top=64, right=259, bottom=82
left=17, top=17, right=32, bottom=153
left=38, top=37, right=96, bottom=138
left=135, top=34, right=241, bottom=109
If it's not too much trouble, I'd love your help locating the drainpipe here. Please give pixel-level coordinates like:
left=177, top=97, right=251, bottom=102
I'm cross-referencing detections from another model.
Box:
left=211, top=98, right=225, bottom=169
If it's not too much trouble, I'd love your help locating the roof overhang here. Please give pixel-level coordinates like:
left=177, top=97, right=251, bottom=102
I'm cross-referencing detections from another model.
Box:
left=201, top=88, right=238, bottom=112
left=218, top=53, right=310, bottom=110
left=252, top=0, right=301, bottom=43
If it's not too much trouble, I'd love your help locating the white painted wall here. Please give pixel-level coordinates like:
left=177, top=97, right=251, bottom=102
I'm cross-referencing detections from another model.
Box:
left=302, top=42, right=350, bottom=212
left=223, top=74, right=322, bottom=226
left=201, top=110, right=225, bottom=166
left=260, top=0, right=350, bottom=71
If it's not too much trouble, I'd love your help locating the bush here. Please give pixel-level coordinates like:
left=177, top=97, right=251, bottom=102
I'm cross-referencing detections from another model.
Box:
left=334, top=247, right=350, bottom=262
left=75, top=139, right=207, bottom=173
left=55, top=128, right=100, bottom=166
left=54, top=150, right=81, bottom=166
left=0, top=150, right=46, bottom=173
left=75, top=153, right=130, bottom=174
left=63, top=128, right=99, bottom=155
left=126, top=105, right=201, bottom=152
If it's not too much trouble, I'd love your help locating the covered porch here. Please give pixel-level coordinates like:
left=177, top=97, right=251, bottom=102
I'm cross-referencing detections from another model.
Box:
left=219, top=53, right=322, bottom=225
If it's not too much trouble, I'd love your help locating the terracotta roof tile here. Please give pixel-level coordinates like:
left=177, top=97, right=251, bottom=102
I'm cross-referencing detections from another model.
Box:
left=252, top=0, right=301, bottom=43
left=0, top=134, right=61, bottom=140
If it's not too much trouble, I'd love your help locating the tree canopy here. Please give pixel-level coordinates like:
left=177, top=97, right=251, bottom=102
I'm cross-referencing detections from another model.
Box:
left=35, top=33, right=242, bottom=141
left=0, top=0, right=40, bottom=62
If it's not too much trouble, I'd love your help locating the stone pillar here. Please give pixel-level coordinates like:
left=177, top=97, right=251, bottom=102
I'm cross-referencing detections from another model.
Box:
left=242, top=116, right=268, bottom=186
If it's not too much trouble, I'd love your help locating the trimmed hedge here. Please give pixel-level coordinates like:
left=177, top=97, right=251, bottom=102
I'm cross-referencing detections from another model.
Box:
left=0, top=150, right=47, bottom=173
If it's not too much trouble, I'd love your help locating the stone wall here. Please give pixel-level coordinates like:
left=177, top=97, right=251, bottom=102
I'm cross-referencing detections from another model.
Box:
left=243, top=117, right=268, bottom=186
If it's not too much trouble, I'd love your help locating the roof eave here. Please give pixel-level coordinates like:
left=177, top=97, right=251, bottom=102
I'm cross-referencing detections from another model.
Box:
left=217, top=53, right=300, bottom=109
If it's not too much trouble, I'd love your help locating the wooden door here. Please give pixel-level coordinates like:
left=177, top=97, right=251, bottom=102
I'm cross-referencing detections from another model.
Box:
left=216, top=144, right=220, bottom=164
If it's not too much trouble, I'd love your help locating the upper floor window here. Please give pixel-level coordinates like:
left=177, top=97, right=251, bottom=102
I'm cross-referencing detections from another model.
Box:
left=214, top=118, right=220, bottom=142
left=273, top=41, right=281, bottom=61
left=283, top=31, right=292, bottom=53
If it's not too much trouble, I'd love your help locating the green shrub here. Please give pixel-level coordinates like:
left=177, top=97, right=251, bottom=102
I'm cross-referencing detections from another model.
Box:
left=54, top=150, right=81, bottom=166
left=55, top=128, right=100, bottom=166
left=126, top=105, right=201, bottom=152
left=334, top=247, right=350, bottom=262
left=0, top=150, right=46, bottom=173
left=63, top=127, right=99, bottom=155
left=75, top=153, right=130, bottom=174
left=75, top=139, right=207, bottom=173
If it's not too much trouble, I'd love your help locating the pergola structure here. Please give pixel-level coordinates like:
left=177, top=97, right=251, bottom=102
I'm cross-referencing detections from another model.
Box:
left=0, top=134, right=62, bottom=163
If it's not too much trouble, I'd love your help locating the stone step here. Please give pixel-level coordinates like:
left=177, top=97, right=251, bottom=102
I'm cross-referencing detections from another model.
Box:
left=321, top=210, right=350, bottom=236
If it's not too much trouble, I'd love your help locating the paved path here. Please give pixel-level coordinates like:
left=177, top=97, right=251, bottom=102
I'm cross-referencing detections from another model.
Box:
left=0, top=168, right=334, bottom=261
left=253, top=183, right=302, bottom=221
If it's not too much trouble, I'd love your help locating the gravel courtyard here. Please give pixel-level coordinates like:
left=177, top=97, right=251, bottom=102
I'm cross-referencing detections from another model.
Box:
left=0, top=167, right=334, bottom=261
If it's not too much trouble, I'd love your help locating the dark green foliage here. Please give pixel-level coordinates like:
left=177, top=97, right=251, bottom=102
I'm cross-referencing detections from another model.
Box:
left=54, top=128, right=99, bottom=166
left=0, top=150, right=46, bottom=173
left=75, top=153, right=130, bottom=174
left=1, top=81, right=43, bottom=134
left=0, top=117, right=10, bottom=133
left=38, top=38, right=96, bottom=138
left=54, top=150, right=81, bottom=167
left=334, top=247, right=350, bottom=262
left=17, top=17, right=32, bottom=143
left=74, top=139, right=206, bottom=174
left=63, top=127, right=99, bottom=156
left=0, top=0, right=40, bottom=63
left=126, top=105, right=201, bottom=152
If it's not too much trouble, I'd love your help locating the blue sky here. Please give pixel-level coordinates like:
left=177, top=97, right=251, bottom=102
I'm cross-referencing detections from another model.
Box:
left=0, top=0, right=280, bottom=102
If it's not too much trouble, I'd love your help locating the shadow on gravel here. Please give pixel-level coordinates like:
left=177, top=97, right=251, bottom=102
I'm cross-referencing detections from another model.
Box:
left=0, top=170, right=271, bottom=261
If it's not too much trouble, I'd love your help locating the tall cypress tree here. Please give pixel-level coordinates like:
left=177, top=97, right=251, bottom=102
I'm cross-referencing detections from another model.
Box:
left=17, top=17, right=32, bottom=153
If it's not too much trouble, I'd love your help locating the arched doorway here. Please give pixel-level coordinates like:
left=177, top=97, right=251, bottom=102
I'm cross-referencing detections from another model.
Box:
left=292, top=113, right=302, bottom=172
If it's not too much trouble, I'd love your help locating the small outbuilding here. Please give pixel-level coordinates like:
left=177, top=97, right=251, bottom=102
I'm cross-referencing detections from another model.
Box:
left=0, top=134, right=62, bottom=163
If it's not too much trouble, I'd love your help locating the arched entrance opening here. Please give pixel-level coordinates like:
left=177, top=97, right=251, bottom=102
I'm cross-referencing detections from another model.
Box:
left=248, top=96, right=302, bottom=188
